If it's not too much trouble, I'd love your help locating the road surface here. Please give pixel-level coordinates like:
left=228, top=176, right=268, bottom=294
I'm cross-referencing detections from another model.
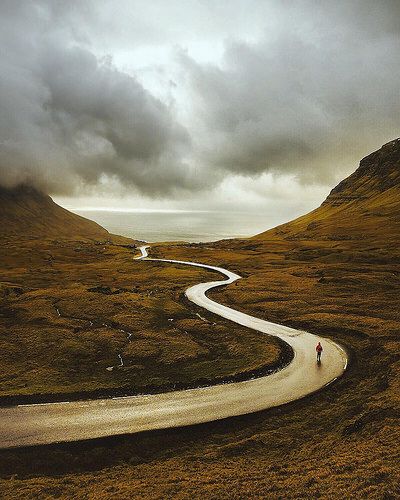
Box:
left=0, top=245, right=347, bottom=449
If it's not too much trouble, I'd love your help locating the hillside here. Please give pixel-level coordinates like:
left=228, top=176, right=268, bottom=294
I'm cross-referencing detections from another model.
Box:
left=255, top=138, right=400, bottom=248
left=0, top=185, right=111, bottom=241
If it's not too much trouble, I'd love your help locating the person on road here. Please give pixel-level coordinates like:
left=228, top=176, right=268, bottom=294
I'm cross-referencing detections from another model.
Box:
left=316, top=342, right=323, bottom=362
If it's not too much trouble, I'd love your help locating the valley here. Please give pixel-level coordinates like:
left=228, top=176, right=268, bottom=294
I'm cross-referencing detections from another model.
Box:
left=0, top=140, right=399, bottom=498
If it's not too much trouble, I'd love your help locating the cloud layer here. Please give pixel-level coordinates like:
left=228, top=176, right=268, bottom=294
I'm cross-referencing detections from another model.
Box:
left=0, top=0, right=399, bottom=200
left=0, top=1, right=193, bottom=196
left=179, top=0, right=400, bottom=185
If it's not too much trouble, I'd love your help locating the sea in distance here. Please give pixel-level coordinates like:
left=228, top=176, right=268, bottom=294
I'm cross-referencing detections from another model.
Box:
left=74, top=209, right=276, bottom=243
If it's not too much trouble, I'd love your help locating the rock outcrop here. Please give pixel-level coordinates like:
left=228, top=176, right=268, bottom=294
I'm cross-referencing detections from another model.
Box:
left=323, top=138, right=400, bottom=207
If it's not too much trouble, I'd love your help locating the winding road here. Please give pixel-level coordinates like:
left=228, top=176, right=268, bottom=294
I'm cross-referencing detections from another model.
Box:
left=0, top=245, right=347, bottom=449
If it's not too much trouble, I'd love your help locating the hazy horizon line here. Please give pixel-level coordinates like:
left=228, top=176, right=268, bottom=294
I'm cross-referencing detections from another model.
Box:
left=69, top=207, right=258, bottom=214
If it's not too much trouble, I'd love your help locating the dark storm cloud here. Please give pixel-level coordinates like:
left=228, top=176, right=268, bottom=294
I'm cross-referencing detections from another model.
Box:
left=39, top=44, right=193, bottom=195
left=179, top=0, right=400, bottom=184
left=0, top=0, right=195, bottom=196
left=0, top=0, right=399, bottom=198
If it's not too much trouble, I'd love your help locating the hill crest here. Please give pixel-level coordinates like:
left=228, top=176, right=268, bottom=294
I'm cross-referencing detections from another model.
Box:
left=254, top=138, right=400, bottom=244
left=0, top=185, right=111, bottom=241
left=323, top=138, right=400, bottom=207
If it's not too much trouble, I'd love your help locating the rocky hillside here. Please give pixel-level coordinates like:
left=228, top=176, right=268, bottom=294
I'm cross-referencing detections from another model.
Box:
left=255, top=138, right=400, bottom=246
left=0, top=185, right=111, bottom=240
left=324, top=138, right=400, bottom=207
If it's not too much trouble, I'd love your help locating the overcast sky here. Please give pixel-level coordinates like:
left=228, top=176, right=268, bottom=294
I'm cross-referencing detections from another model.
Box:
left=0, top=0, right=399, bottom=218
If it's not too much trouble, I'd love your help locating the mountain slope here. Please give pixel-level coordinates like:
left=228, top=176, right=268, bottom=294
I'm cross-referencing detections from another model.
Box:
left=254, top=138, right=400, bottom=247
left=0, top=185, right=111, bottom=240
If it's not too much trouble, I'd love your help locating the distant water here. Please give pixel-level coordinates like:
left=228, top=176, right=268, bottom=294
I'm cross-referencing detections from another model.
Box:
left=74, top=210, right=272, bottom=243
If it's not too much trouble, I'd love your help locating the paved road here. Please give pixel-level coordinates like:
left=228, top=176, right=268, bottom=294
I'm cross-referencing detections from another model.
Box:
left=0, top=246, right=347, bottom=449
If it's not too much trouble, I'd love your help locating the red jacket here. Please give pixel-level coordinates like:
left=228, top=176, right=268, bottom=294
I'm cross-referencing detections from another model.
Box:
left=316, top=343, right=323, bottom=352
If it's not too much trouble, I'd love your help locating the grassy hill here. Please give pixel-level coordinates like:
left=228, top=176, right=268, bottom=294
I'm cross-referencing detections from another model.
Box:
left=255, top=138, right=400, bottom=252
left=0, top=185, right=111, bottom=241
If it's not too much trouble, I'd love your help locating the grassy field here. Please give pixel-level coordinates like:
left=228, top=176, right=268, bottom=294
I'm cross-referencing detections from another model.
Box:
left=0, top=232, right=398, bottom=498
left=0, top=238, right=283, bottom=403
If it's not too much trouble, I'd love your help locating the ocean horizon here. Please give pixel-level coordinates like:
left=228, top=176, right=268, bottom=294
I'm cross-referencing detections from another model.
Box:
left=73, top=209, right=275, bottom=243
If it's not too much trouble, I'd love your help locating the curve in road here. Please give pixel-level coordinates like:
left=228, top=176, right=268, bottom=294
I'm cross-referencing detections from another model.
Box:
left=0, top=245, right=347, bottom=449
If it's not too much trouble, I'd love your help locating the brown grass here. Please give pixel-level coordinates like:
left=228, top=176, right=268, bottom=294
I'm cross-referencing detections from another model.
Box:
left=0, top=238, right=281, bottom=403
left=1, top=143, right=400, bottom=498
left=0, top=228, right=399, bottom=498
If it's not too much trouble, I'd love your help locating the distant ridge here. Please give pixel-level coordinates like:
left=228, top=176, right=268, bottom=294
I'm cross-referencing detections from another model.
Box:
left=254, top=138, right=400, bottom=244
left=323, top=138, right=400, bottom=207
left=0, top=185, right=112, bottom=240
